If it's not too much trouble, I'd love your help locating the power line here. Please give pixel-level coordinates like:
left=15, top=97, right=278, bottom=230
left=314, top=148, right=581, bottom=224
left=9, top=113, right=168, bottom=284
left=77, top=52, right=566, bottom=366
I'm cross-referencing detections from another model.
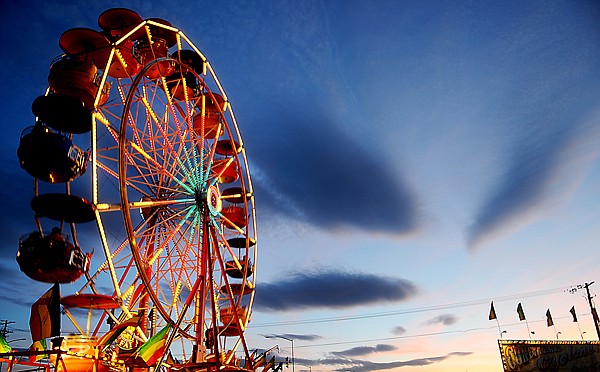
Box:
left=293, top=326, right=498, bottom=349
left=249, top=286, right=569, bottom=328
left=294, top=312, right=595, bottom=350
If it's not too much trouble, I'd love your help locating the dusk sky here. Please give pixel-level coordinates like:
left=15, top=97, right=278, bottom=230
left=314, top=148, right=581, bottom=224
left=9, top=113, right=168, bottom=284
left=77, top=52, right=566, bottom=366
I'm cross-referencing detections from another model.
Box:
left=1, top=1, right=600, bottom=371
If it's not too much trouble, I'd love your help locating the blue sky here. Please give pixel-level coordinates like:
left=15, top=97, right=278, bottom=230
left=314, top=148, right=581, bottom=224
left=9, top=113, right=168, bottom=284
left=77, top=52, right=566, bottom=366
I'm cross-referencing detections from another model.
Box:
left=1, top=1, right=600, bottom=371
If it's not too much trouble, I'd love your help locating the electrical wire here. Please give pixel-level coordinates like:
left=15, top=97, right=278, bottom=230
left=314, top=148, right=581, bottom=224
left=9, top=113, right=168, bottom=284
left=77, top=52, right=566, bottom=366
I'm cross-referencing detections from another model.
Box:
left=249, top=286, right=570, bottom=328
left=292, top=314, right=591, bottom=349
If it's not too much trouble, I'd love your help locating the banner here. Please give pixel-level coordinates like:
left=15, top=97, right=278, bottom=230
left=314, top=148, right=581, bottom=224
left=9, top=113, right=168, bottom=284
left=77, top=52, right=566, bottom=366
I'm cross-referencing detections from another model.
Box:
left=517, top=303, right=526, bottom=321
left=30, top=283, right=60, bottom=342
left=134, top=324, right=171, bottom=365
left=498, top=340, right=600, bottom=371
left=489, top=301, right=497, bottom=320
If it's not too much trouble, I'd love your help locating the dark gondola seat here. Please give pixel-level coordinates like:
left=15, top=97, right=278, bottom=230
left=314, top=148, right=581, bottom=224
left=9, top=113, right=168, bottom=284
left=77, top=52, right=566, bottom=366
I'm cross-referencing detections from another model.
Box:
left=98, top=8, right=145, bottom=78
left=166, top=71, right=200, bottom=101
left=193, top=110, right=223, bottom=139
left=193, top=93, right=226, bottom=139
left=48, top=54, right=110, bottom=109
left=225, top=258, right=253, bottom=279
left=98, top=8, right=144, bottom=40
left=166, top=49, right=205, bottom=100
left=133, top=18, right=175, bottom=80
left=106, top=38, right=142, bottom=78
left=215, top=140, right=241, bottom=157
left=219, top=306, right=247, bottom=325
left=17, top=230, right=91, bottom=283
left=220, top=282, right=254, bottom=297
left=30, top=193, right=96, bottom=223
left=221, top=206, right=248, bottom=229
left=212, top=159, right=239, bottom=184
left=136, top=41, right=174, bottom=79
left=173, top=49, right=204, bottom=74
left=226, top=236, right=256, bottom=248
left=32, top=94, right=93, bottom=134
left=17, top=125, right=88, bottom=183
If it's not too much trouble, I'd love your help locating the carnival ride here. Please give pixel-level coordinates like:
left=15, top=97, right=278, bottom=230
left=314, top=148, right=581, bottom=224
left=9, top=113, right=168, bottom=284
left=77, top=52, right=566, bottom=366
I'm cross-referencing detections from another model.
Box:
left=6, top=7, right=260, bottom=372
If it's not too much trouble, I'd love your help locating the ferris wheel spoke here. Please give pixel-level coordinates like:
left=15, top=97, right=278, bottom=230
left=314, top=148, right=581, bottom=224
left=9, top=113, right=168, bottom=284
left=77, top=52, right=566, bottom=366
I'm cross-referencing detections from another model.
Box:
left=165, top=216, right=202, bottom=299
left=98, top=162, right=152, bottom=201
left=124, top=129, right=199, bottom=195
left=173, top=101, right=202, bottom=176
left=126, top=173, right=189, bottom=200
left=159, top=216, right=199, bottom=273
left=97, top=115, right=164, bottom=195
left=207, top=156, right=235, bottom=189
left=161, top=137, right=201, bottom=189
left=130, top=141, right=160, bottom=188
left=164, top=101, right=201, bottom=184
left=210, top=217, right=246, bottom=265
left=125, top=140, right=194, bottom=195
left=137, top=96, right=200, bottom=184
left=172, top=225, right=199, bottom=306
left=169, top=133, right=203, bottom=188
left=127, top=173, right=186, bottom=199
left=139, top=206, right=196, bottom=266
left=126, top=121, right=174, bottom=175
left=82, top=219, right=147, bottom=298
left=148, top=230, right=197, bottom=294
left=148, top=215, right=210, bottom=336
left=128, top=114, right=162, bottom=188
left=97, top=113, right=188, bottom=197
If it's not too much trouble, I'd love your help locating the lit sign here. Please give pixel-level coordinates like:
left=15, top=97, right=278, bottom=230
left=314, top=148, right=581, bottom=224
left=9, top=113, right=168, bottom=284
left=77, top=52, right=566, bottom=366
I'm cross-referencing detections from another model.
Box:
left=498, top=340, right=600, bottom=371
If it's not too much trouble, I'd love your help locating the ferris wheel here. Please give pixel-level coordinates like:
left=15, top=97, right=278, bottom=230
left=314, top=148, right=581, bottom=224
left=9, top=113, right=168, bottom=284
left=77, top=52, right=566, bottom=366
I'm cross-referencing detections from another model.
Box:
left=16, top=8, right=257, bottom=371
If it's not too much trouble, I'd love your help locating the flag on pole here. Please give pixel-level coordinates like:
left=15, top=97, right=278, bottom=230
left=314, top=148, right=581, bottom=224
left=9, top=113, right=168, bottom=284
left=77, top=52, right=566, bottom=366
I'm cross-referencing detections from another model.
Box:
left=0, top=334, right=12, bottom=353
left=489, top=301, right=497, bottom=320
left=30, top=283, right=61, bottom=342
left=570, top=306, right=578, bottom=322
left=97, top=311, right=144, bottom=347
left=517, top=303, right=526, bottom=321
left=546, top=309, right=554, bottom=327
left=134, top=324, right=171, bottom=366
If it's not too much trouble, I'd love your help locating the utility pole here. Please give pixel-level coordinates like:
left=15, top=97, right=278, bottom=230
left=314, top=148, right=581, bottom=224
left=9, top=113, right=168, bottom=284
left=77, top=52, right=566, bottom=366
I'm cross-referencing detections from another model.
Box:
left=583, top=282, right=600, bottom=340
left=0, top=320, right=15, bottom=338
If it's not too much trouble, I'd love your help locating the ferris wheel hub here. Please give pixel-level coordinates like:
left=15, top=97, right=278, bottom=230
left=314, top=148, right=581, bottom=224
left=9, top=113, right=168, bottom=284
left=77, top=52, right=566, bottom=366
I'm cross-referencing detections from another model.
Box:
left=204, top=185, right=222, bottom=216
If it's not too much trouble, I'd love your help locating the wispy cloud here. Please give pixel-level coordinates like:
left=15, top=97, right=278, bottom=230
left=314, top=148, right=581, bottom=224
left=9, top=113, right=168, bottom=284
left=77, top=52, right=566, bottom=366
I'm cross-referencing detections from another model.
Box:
left=229, top=1, right=420, bottom=236
left=391, top=326, right=407, bottom=335
left=249, top=102, right=419, bottom=235
left=253, top=268, right=418, bottom=312
left=425, top=314, right=459, bottom=326
left=466, top=51, right=600, bottom=249
left=332, top=344, right=397, bottom=357
left=264, top=333, right=322, bottom=342
left=467, top=113, right=600, bottom=249
left=319, top=351, right=472, bottom=371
